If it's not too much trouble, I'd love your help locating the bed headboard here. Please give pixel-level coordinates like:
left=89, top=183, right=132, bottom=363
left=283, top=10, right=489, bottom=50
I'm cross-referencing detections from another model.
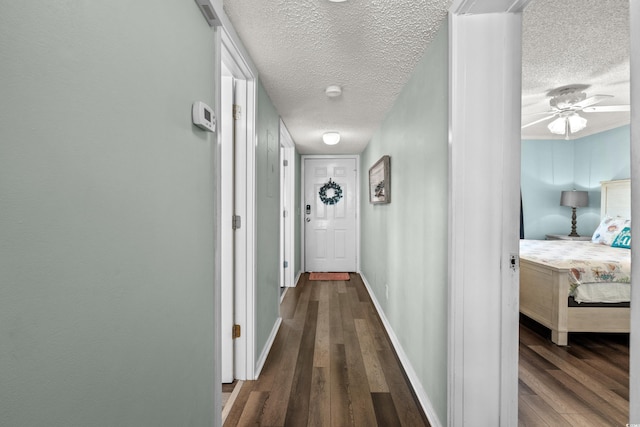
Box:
left=601, top=179, right=631, bottom=219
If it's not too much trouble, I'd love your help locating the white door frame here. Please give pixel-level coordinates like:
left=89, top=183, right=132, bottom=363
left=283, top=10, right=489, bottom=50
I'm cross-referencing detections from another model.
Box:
left=300, top=155, right=360, bottom=273
left=220, top=72, right=234, bottom=383
left=448, top=1, right=529, bottom=425
left=279, top=121, right=295, bottom=287
left=450, top=0, right=639, bottom=424
left=221, top=29, right=257, bottom=382
left=629, top=2, right=639, bottom=422
left=210, top=2, right=260, bottom=384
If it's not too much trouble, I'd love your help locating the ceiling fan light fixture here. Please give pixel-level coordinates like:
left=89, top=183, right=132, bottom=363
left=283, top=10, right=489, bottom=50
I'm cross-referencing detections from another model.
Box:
left=549, top=90, right=586, bottom=110
left=568, top=113, right=587, bottom=133
left=322, top=132, right=340, bottom=145
left=547, top=113, right=587, bottom=136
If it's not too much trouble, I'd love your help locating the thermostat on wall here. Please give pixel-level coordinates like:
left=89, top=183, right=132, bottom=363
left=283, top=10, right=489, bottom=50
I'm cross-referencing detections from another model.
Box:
left=192, top=101, right=216, bottom=132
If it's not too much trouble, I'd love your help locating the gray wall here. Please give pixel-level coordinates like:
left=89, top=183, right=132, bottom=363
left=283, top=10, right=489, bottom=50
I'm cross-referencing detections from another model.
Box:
left=359, top=20, right=449, bottom=424
left=0, top=2, right=218, bottom=426
left=255, top=81, right=281, bottom=358
left=522, top=125, right=630, bottom=239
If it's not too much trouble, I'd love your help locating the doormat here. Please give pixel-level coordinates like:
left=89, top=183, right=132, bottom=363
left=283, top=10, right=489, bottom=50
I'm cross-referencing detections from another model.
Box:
left=309, top=272, right=350, bottom=281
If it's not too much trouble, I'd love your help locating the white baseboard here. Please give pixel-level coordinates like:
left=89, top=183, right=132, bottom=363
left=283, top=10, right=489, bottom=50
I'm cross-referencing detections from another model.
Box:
left=359, top=273, right=443, bottom=427
left=279, top=287, right=288, bottom=303
left=254, top=317, right=282, bottom=379
left=294, top=270, right=302, bottom=286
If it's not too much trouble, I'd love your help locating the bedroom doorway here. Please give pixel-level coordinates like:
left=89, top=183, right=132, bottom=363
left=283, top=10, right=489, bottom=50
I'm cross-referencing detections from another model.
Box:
left=515, top=0, right=636, bottom=424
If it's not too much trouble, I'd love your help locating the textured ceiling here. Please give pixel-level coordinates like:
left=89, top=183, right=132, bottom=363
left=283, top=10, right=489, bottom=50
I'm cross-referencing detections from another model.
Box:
left=522, top=0, right=629, bottom=139
left=223, top=0, right=630, bottom=153
left=223, top=0, right=452, bottom=154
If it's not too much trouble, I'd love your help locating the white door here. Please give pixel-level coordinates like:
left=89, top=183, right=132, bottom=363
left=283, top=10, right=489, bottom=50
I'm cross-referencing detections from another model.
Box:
left=279, top=122, right=296, bottom=288
left=220, top=74, right=234, bottom=383
left=304, top=157, right=357, bottom=272
left=279, top=144, right=286, bottom=288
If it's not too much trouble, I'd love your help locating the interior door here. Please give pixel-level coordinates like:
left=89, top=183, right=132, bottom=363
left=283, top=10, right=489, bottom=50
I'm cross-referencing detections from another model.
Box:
left=220, top=74, right=235, bottom=383
left=304, top=157, right=357, bottom=272
left=279, top=143, right=286, bottom=288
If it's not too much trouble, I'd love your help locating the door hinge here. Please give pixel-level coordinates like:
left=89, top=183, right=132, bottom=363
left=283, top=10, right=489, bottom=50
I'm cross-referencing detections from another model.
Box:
left=283, top=260, right=289, bottom=269
left=233, top=105, right=241, bottom=120
left=232, top=324, right=241, bottom=339
left=232, top=215, right=241, bottom=230
left=283, top=159, right=289, bottom=167
left=283, top=210, right=288, bottom=218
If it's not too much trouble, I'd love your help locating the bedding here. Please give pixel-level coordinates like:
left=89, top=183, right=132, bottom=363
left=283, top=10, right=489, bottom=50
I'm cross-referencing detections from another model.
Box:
left=519, top=179, right=631, bottom=345
left=612, top=226, right=631, bottom=249
left=519, top=239, right=631, bottom=303
left=592, top=216, right=630, bottom=245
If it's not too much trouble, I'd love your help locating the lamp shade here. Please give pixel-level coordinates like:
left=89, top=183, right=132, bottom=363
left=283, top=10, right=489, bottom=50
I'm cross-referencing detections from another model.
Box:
left=548, top=117, right=567, bottom=135
left=560, top=190, right=588, bottom=208
left=567, top=114, right=587, bottom=133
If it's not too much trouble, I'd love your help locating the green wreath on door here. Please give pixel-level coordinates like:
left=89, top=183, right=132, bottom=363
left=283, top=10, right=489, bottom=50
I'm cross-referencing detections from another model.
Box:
left=318, top=178, right=343, bottom=205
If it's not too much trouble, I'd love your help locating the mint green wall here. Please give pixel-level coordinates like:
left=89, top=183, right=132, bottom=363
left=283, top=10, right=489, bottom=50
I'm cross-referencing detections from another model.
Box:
left=574, top=125, right=631, bottom=232
left=0, top=2, right=218, bottom=426
left=255, top=81, right=281, bottom=358
left=360, top=20, right=448, bottom=424
left=522, top=125, right=630, bottom=239
left=521, top=140, right=576, bottom=238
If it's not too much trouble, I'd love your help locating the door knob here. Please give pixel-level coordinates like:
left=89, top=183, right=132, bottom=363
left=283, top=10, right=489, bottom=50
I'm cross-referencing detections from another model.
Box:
left=305, top=217, right=311, bottom=222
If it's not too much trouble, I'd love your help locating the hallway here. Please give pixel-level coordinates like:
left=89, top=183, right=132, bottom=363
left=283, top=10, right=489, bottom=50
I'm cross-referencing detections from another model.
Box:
left=223, top=273, right=430, bottom=426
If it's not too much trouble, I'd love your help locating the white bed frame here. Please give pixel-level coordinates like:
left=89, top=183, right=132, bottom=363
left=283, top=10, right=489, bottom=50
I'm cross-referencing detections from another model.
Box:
left=519, top=179, right=631, bottom=345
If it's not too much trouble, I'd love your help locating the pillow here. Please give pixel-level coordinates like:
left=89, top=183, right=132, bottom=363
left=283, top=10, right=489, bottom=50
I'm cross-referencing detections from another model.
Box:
left=611, top=226, right=631, bottom=248
left=591, top=216, right=630, bottom=245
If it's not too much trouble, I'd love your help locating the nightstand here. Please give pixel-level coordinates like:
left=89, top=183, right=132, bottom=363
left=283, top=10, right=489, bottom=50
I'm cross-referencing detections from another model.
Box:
left=545, top=234, right=592, bottom=241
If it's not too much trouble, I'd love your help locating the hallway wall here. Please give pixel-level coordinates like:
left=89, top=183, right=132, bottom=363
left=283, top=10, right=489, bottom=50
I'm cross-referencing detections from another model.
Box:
left=0, top=2, right=218, bottom=426
left=255, top=81, right=282, bottom=361
left=359, top=19, right=449, bottom=425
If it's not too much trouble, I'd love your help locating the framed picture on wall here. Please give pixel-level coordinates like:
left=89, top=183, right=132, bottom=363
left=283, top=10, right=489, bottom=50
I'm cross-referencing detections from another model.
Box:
left=369, top=155, right=391, bottom=204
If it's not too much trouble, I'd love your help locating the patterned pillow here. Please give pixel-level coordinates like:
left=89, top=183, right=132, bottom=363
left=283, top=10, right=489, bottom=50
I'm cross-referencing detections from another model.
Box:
left=591, top=216, right=630, bottom=245
left=611, top=226, right=631, bottom=249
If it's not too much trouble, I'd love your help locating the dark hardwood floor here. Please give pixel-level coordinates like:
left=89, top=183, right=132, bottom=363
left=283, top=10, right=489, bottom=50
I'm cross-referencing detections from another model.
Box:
left=223, top=274, right=630, bottom=426
left=518, top=315, right=629, bottom=426
left=223, top=273, right=430, bottom=427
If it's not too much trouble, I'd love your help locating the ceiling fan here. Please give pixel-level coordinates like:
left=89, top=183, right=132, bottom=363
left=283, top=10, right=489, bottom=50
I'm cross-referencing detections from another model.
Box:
left=522, top=84, right=630, bottom=139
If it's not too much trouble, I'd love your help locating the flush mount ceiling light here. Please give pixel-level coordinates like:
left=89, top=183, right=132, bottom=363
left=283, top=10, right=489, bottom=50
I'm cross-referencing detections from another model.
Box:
left=325, top=85, right=342, bottom=98
left=322, top=132, right=340, bottom=145
left=328, top=0, right=347, bottom=2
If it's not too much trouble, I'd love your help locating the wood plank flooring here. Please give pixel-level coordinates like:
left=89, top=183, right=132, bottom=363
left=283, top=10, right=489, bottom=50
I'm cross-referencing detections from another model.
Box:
left=223, top=273, right=430, bottom=427
left=518, top=315, right=629, bottom=426
left=223, top=274, right=630, bottom=426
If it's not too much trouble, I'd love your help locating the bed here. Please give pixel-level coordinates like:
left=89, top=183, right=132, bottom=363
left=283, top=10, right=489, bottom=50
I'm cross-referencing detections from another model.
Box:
left=519, top=179, right=631, bottom=345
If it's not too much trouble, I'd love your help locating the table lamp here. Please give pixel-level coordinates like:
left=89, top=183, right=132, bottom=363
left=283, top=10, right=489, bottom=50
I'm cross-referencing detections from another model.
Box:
left=560, top=190, right=589, bottom=237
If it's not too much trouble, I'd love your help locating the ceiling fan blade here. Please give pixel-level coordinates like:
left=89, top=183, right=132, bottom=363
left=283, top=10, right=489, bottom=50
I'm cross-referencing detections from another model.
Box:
left=582, top=105, right=630, bottom=113
left=521, top=114, right=555, bottom=129
left=573, top=94, right=613, bottom=109
left=523, top=110, right=555, bottom=116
